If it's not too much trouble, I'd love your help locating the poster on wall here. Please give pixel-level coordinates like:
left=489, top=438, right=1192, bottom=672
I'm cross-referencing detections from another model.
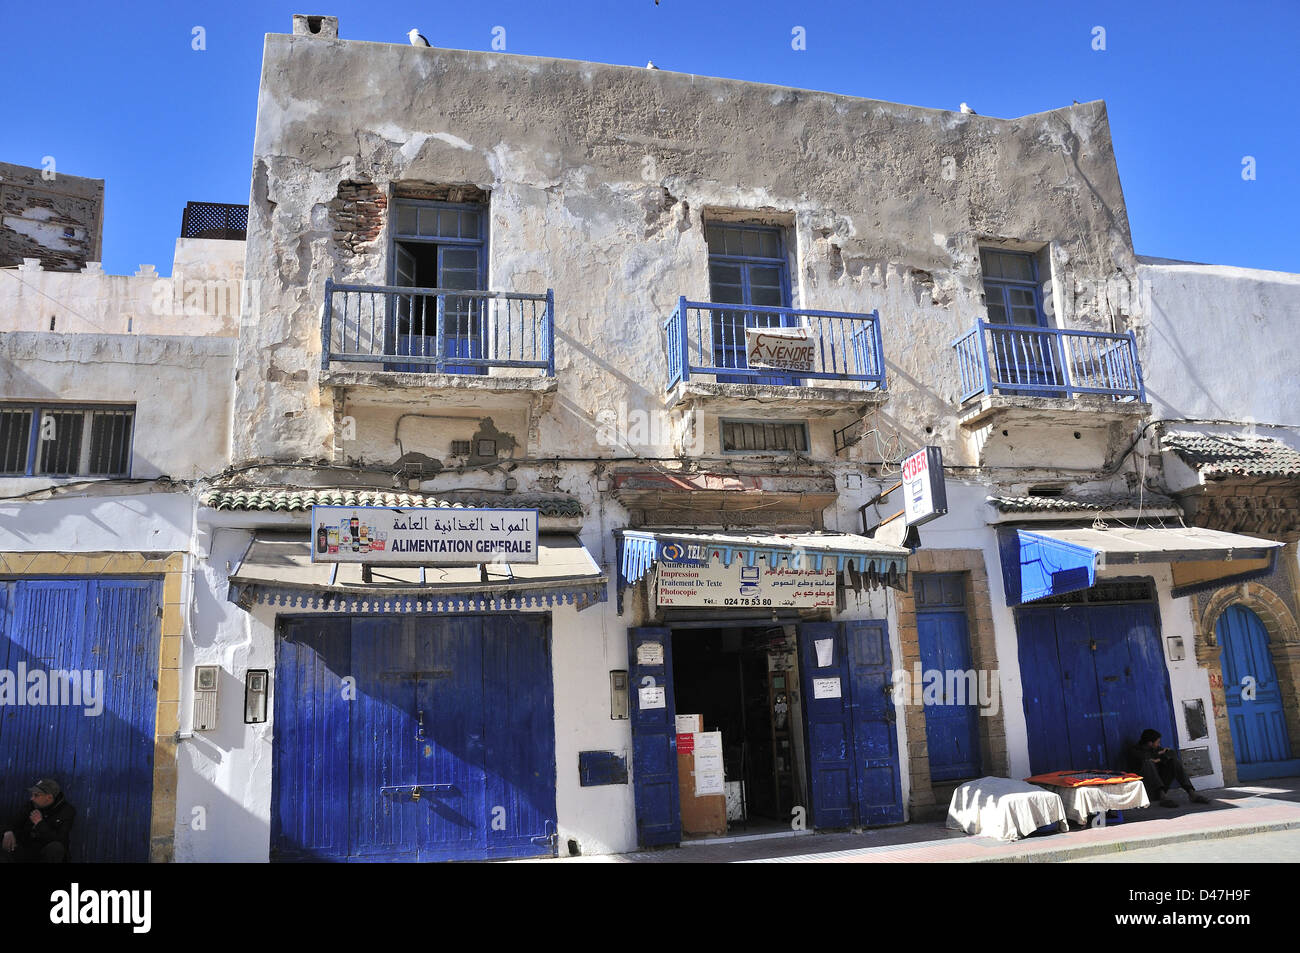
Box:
left=656, top=553, right=836, bottom=608
left=310, top=505, right=538, bottom=565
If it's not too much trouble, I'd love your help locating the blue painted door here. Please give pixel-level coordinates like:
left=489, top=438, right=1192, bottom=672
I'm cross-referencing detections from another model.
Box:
left=1217, top=606, right=1299, bottom=780
left=628, top=626, right=680, bottom=846
left=1018, top=601, right=1176, bottom=775
left=846, top=621, right=905, bottom=825
left=799, top=621, right=903, bottom=828
left=272, top=614, right=556, bottom=862
left=916, top=612, right=981, bottom=781
left=0, top=577, right=161, bottom=862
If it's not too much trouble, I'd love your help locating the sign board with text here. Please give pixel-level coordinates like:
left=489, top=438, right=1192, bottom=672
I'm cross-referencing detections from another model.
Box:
left=656, top=550, right=836, bottom=608
left=745, top=327, right=815, bottom=372
left=310, top=506, right=539, bottom=565
left=901, top=446, right=947, bottom=527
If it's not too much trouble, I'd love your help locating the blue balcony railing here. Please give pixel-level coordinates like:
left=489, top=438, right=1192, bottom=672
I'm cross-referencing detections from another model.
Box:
left=952, top=321, right=1144, bottom=403
left=664, top=297, right=886, bottom=391
left=321, top=279, right=554, bottom=377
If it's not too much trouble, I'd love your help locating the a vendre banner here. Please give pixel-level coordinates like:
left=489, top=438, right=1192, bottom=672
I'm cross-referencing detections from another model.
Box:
left=745, top=326, right=815, bottom=372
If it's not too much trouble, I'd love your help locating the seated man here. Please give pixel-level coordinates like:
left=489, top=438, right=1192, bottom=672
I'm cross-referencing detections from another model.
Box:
left=1, top=779, right=75, bottom=863
left=1127, top=730, right=1210, bottom=808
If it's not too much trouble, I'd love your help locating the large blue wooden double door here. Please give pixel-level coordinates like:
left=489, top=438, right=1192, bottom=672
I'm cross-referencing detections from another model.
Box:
left=0, top=578, right=161, bottom=862
left=1217, top=605, right=1299, bottom=780
left=1018, top=601, right=1176, bottom=775
left=273, top=614, right=556, bottom=862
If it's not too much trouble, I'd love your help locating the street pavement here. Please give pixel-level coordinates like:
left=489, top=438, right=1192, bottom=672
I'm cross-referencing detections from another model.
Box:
left=527, top=777, right=1300, bottom=863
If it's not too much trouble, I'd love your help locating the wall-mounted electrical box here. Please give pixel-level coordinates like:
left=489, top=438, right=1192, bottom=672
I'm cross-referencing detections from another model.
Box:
left=610, top=670, right=628, bottom=720
left=245, top=669, right=269, bottom=724
left=194, top=665, right=219, bottom=731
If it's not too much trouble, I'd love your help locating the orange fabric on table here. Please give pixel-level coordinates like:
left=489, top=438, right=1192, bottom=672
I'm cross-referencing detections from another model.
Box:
left=1024, top=770, right=1143, bottom=787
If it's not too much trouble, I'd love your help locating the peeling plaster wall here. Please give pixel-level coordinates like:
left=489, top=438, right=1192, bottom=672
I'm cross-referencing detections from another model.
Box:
left=0, top=161, right=104, bottom=271
left=233, top=37, right=1136, bottom=467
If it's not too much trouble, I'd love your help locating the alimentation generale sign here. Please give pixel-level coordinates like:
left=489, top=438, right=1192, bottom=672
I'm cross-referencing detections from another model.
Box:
left=310, top=506, right=539, bottom=565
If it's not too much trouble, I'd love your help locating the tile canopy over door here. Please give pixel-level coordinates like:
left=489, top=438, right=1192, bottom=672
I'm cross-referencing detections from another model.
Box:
left=0, top=578, right=162, bottom=862
left=272, top=613, right=556, bottom=862
left=1216, top=605, right=1300, bottom=780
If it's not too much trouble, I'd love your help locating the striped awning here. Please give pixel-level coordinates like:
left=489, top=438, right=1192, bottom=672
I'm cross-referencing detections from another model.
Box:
left=615, top=529, right=910, bottom=589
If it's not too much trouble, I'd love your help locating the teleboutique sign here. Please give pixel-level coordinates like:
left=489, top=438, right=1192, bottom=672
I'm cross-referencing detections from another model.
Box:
left=310, top=506, right=539, bottom=565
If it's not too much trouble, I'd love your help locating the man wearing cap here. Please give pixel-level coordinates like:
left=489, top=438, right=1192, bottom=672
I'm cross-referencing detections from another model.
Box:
left=1, top=779, right=76, bottom=863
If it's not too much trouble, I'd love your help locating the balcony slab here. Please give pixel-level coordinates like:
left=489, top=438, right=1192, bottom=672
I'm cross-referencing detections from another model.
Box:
left=667, top=380, right=886, bottom=419
left=958, top=394, right=1150, bottom=431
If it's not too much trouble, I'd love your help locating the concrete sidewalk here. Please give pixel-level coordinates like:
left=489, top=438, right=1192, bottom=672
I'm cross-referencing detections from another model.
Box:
left=542, top=778, right=1300, bottom=863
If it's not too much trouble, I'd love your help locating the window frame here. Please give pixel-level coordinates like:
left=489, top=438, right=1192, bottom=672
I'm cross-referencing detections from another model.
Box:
left=388, top=197, right=488, bottom=288
left=979, top=247, right=1050, bottom=329
left=0, top=403, right=135, bottom=479
left=719, top=417, right=810, bottom=455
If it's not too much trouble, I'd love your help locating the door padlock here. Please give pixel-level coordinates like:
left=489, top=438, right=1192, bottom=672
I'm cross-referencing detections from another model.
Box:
left=411, top=786, right=422, bottom=802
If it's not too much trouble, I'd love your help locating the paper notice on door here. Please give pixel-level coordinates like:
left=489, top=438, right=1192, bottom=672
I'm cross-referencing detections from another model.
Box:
left=813, top=677, right=842, bottom=699
left=675, top=713, right=702, bottom=734
left=639, top=686, right=666, bottom=709
left=637, top=641, right=664, bottom=665
left=815, top=638, right=834, bottom=668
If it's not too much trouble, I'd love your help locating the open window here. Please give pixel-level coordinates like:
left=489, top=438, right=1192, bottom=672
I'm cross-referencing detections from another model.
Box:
left=389, top=199, right=486, bottom=374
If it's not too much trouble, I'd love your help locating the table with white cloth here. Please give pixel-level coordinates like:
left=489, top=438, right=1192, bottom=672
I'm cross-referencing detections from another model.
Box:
left=945, top=776, right=1069, bottom=842
left=1030, top=777, right=1150, bottom=825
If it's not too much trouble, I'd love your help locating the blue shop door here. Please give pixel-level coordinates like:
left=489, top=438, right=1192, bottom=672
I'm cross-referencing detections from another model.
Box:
left=916, top=610, right=981, bottom=780
left=1018, top=601, right=1175, bottom=775
left=846, top=621, right=905, bottom=825
left=273, top=615, right=556, bottom=862
left=480, top=615, right=558, bottom=857
left=1217, top=606, right=1300, bottom=780
left=628, top=626, right=680, bottom=847
left=799, top=622, right=903, bottom=828
left=0, top=578, right=161, bottom=862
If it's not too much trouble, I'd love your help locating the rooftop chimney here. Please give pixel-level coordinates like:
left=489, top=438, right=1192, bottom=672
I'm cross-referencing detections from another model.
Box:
left=292, top=15, right=338, bottom=38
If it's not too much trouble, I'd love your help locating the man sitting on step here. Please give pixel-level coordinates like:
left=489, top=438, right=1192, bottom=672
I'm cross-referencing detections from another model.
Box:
left=1127, top=730, right=1210, bottom=808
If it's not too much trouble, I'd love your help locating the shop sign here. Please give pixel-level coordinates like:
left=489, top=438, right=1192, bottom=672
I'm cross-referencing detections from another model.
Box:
left=310, top=506, right=538, bottom=565
left=901, top=446, right=948, bottom=527
left=656, top=554, right=835, bottom=608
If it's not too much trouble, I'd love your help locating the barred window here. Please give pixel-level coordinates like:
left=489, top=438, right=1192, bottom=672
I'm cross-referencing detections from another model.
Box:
left=0, top=405, right=134, bottom=478
left=721, top=419, right=809, bottom=453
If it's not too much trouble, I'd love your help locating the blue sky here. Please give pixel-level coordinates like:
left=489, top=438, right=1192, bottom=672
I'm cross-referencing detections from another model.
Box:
left=4, top=0, right=1297, bottom=276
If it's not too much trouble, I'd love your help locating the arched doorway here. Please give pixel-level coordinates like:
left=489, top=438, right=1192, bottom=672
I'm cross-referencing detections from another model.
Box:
left=1215, top=605, right=1300, bottom=780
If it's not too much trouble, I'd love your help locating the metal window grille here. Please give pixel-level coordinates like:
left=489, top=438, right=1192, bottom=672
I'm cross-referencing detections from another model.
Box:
left=0, top=405, right=134, bottom=478
left=180, top=202, right=249, bottom=240
left=721, top=419, right=809, bottom=453
left=1029, top=579, right=1155, bottom=607
left=0, top=408, right=33, bottom=474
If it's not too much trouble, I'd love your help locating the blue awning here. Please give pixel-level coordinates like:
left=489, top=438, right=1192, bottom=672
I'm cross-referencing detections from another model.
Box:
left=999, top=525, right=1283, bottom=606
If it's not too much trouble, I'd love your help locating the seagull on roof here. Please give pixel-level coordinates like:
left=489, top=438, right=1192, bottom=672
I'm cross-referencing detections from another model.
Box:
left=959, top=102, right=976, bottom=115
left=646, top=61, right=659, bottom=69
left=408, top=28, right=431, bottom=47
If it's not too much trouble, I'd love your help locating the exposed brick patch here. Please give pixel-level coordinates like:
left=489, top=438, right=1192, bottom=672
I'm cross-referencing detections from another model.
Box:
left=328, top=180, right=388, bottom=255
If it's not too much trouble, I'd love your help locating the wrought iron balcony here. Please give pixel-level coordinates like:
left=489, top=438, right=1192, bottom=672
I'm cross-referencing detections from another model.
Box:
left=663, top=297, right=886, bottom=391
left=321, top=280, right=554, bottom=377
left=952, top=321, right=1145, bottom=403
